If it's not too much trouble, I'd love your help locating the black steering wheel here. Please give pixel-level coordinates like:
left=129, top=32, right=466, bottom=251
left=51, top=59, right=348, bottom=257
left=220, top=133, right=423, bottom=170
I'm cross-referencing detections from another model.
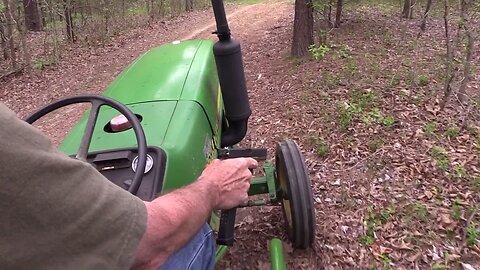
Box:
left=25, top=95, right=147, bottom=195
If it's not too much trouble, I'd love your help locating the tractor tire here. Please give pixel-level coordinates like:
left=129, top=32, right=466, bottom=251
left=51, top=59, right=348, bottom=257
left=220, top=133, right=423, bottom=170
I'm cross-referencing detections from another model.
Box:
left=275, top=140, right=315, bottom=249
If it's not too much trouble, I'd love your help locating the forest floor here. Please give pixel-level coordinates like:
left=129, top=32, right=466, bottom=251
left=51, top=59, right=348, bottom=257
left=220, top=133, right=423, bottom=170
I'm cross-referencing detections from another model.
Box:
left=1, top=0, right=480, bottom=269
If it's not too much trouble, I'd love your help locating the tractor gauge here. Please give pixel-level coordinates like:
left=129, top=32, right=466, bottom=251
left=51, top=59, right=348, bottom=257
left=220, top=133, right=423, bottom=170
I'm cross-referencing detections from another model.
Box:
left=132, top=154, right=154, bottom=174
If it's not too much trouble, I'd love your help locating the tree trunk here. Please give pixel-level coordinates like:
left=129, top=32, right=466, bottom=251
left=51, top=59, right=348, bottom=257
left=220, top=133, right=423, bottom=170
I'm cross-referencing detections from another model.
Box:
left=324, top=0, right=332, bottom=26
left=402, top=0, right=416, bottom=19
left=291, top=0, right=314, bottom=57
left=458, top=32, right=473, bottom=104
left=420, top=0, right=433, bottom=31
left=457, top=0, right=473, bottom=104
left=46, top=0, right=60, bottom=61
left=160, top=0, right=166, bottom=17
left=3, top=0, right=17, bottom=69
left=440, top=0, right=454, bottom=110
left=15, top=1, right=31, bottom=71
left=454, top=0, right=467, bottom=52
left=63, top=0, right=76, bottom=42
left=23, top=0, right=42, bottom=31
left=334, top=0, right=342, bottom=28
left=185, top=0, right=193, bottom=12
left=40, top=0, right=47, bottom=27
left=0, top=21, right=8, bottom=60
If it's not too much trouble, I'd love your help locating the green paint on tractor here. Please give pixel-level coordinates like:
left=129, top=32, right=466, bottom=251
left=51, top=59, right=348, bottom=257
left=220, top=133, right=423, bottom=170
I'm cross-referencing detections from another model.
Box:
left=60, top=40, right=222, bottom=192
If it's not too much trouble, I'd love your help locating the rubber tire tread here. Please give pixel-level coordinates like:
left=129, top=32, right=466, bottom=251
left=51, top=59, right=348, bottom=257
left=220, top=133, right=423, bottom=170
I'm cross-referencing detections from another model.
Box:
left=276, top=140, right=315, bottom=249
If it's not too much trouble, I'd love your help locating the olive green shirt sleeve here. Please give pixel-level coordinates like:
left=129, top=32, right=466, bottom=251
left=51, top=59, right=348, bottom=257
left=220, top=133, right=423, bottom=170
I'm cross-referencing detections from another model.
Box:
left=0, top=103, right=147, bottom=270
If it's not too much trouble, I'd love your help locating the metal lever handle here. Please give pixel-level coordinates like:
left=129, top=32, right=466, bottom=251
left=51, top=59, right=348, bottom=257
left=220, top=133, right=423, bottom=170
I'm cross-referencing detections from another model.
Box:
left=215, top=148, right=266, bottom=246
left=217, top=148, right=267, bottom=161
left=216, top=208, right=237, bottom=246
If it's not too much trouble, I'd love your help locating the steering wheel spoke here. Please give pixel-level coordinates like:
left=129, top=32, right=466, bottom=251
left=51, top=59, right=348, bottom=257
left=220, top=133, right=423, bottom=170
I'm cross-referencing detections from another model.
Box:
left=76, top=100, right=102, bottom=161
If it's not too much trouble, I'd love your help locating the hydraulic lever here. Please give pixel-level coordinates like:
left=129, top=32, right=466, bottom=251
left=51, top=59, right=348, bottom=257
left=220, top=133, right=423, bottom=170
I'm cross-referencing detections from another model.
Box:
left=216, top=148, right=267, bottom=246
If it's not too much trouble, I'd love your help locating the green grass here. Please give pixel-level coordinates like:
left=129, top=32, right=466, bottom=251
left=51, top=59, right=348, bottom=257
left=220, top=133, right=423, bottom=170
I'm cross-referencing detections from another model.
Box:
left=338, top=90, right=384, bottom=130
left=466, top=225, right=478, bottom=246
left=430, top=146, right=450, bottom=171
left=334, top=46, right=352, bottom=59
left=308, top=136, right=329, bottom=157
left=379, top=253, right=392, bottom=269
left=346, top=58, right=358, bottom=77
left=453, top=166, right=466, bottom=178
left=424, top=122, right=437, bottom=136
left=383, top=115, right=395, bottom=126
left=413, top=203, right=429, bottom=222
left=445, top=126, right=460, bottom=138
left=451, top=199, right=463, bottom=220
left=361, top=206, right=395, bottom=246
left=339, top=106, right=353, bottom=130
left=417, top=74, right=429, bottom=87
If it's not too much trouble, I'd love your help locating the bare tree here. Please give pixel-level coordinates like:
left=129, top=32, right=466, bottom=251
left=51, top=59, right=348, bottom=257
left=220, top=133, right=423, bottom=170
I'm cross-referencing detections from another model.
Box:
left=402, top=0, right=416, bottom=19
left=63, top=0, right=75, bottom=42
left=420, top=0, right=433, bottom=31
left=0, top=16, right=8, bottom=60
left=23, top=0, right=42, bottom=31
left=457, top=0, right=474, bottom=104
left=186, top=0, right=193, bottom=12
left=291, top=0, right=314, bottom=57
left=14, top=0, right=31, bottom=71
left=2, top=0, right=16, bottom=69
left=314, top=0, right=333, bottom=45
left=334, top=0, right=342, bottom=28
left=440, top=0, right=454, bottom=109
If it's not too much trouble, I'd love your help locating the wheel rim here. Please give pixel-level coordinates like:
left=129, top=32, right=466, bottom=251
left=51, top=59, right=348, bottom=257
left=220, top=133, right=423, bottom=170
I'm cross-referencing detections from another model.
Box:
left=278, top=164, right=293, bottom=231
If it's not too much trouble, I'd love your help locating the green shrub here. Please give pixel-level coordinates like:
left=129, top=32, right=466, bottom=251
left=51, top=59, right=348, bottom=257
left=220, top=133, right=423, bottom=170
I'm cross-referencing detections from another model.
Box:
left=308, top=44, right=331, bottom=60
left=383, top=115, right=395, bottom=126
left=417, top=74, right=429, bottom=86
left=308, top=136, right=329, bottom=157
left=445, top=127, right=460, bottom=138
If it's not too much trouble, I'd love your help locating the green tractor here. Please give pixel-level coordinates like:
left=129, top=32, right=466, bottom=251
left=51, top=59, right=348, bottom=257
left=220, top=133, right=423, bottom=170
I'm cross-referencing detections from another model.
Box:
left=25, top=0, right=315, bottom=268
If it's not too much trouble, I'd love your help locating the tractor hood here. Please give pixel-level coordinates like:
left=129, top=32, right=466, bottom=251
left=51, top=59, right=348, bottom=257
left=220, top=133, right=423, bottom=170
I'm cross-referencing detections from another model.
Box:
left=60, top=39, right=222, bottom=155
left=103, top=39, right=214, bottom=104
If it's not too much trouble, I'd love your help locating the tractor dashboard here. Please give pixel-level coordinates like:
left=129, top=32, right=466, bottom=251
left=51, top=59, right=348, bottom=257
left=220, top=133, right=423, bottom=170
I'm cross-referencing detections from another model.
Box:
left=81, top=146, right=166, bottom=201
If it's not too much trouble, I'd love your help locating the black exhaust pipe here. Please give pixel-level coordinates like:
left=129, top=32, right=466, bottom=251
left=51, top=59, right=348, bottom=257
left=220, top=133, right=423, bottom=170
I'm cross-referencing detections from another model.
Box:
left=211, top=0, right=251, bottom=147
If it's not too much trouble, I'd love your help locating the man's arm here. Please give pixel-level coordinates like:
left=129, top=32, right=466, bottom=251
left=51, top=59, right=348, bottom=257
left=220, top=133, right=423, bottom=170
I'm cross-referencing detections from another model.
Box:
left=132, top=158, right=258, bottom=270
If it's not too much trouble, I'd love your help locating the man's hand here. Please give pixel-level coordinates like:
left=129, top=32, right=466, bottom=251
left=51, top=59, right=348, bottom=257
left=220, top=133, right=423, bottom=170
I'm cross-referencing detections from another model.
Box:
left=133, top=157, right=258, bottom=270
left=198, top=158, right=258, bottom=209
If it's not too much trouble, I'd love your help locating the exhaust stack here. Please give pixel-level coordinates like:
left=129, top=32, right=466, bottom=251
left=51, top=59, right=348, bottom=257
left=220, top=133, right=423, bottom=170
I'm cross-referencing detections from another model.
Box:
left=211, top=0, right=251, bottom=147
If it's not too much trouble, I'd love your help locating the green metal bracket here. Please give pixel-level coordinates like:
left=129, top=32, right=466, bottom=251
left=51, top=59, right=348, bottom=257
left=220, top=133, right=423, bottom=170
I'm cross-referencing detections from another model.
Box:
left=264, top=163, right=277, bottom=201
left=243, top=162, right=278, bottom=208
left=246, top=162, right=277, bottom=198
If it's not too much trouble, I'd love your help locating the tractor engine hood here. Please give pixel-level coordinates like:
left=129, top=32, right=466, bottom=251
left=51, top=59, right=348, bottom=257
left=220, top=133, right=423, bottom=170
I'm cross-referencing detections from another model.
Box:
left=61, top=40, right=222, bottom=154
left=102, top=39, right=221, bottom=138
